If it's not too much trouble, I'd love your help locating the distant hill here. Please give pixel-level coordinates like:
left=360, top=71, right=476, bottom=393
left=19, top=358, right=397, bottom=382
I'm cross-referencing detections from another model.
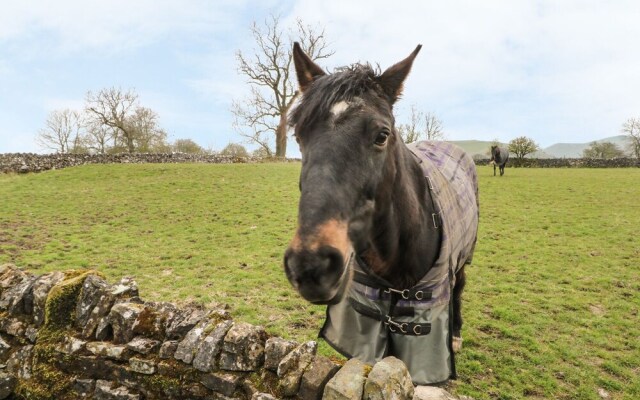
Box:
left=447, top=140, right=552, bottom=159
left=446, top=140, right=496, bottom=158
left=543, top=135, right=630, bottom=158
left=446, top=135, right=630, bottom=159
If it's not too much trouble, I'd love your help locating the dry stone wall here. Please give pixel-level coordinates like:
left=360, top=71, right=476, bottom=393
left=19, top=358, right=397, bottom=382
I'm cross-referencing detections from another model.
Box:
left=0, top=153, right=270, bottom=174
left=2, top=153, right=638, bottom=174
left=0, top=264, right=469, bottom=400
left=475, top=157, right=639, bottom=168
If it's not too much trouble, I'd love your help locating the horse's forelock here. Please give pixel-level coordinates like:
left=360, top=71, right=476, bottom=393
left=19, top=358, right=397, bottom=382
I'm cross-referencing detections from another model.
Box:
left=290, top=63, right=384, bottom=134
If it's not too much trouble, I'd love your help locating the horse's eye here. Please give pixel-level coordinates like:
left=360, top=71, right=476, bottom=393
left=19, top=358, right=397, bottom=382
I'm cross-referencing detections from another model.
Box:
left=374, top=131, right=389, bottom=146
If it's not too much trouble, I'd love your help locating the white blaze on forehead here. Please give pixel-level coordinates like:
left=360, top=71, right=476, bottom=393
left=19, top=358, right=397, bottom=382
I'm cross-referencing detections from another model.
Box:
left=330, top=101, right=350, bottom=117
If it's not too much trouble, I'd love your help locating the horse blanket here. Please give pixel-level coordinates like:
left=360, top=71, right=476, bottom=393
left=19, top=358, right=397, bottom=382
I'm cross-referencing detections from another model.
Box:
left=492, top=146, right=509, bottom=165
left=320, top=141, right=479, bottom=385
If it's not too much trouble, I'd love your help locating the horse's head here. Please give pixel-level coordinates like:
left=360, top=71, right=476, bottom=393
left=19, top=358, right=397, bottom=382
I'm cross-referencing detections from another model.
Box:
left=490, top=145, right=499, bottom=161
left=283, top=43, right=422, bottom=304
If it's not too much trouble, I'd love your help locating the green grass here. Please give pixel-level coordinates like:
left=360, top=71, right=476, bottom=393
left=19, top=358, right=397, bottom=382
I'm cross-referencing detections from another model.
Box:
left=0, top=164, right=323, bottom=339
left=1, top=164, right=639, bottom=399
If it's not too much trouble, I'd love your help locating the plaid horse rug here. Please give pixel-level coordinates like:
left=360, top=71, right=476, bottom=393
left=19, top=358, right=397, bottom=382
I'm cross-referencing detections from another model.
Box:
left=320, top=140, right=479, bottom=385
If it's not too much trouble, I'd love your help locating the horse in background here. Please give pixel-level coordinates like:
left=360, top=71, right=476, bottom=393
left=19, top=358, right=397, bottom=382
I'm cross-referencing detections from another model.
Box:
left=490, top=145, right=509, bottom=176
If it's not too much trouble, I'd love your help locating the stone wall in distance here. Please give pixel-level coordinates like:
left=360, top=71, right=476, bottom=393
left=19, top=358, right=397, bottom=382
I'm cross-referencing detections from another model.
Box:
left=2, top=152, right=638, bottom=175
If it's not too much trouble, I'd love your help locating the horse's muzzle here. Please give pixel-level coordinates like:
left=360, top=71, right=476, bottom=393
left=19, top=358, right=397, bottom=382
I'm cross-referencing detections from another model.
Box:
left=283, top=245, right=351, bottom=305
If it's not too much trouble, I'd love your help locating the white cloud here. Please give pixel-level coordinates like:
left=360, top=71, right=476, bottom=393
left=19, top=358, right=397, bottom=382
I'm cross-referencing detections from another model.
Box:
left=0, top=0, right=246, bottom=55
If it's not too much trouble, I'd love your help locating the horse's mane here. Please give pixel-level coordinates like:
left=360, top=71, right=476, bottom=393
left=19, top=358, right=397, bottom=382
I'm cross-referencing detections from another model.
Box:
left=289, top=63, right=384, bottom=132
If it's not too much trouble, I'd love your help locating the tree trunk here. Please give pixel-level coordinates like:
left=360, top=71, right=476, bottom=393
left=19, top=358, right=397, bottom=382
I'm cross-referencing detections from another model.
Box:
left=275, top=114, right=288, bottom=158
left=124, top=130, right=135, bottom=153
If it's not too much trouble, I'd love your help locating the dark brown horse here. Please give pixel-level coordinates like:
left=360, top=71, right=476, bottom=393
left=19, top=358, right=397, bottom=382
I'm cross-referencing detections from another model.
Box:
left=283, top=43, right=479, bottom=384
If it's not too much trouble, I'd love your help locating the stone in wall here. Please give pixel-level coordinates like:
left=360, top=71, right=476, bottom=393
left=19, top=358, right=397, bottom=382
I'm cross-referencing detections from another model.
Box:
left=24, top=326, right=38, bottom=343
left=0, top=274, right=36, bottom=316
left=200, top=371, right=244, bottom=396
left=86, top=342, right=130, bottom=361
left=0, top=336, right=10, bottom=358
left=94, top=379, right=140, bottom=400
left=76, top=274, right=110, bottom=330
left=219, top=322, right=267, bottom=372
left=0, top=372, right=17, bottom=400
left=126, top=336, right=161, bottom=355
left=55, top=335, right=86, bottom=355
left=95, top=317, right=112, bottom=341
left=413, top=386, right=460, bottom=400
left=174, top=319, right=209, bottom=364
left=7, top=344, right=33, bottom=380
left=158, top=340, right=179, bottom=359
left=252, top=393, right=277, bottom=400
left=80, top=284, right=113, bottom=338
left=264, top=337, right=297, bottom=371
left=363, top=357, right=414, bottom=400
left=29, top=271, right=66, bottom=327
left=0, top=264, right=27, bottom=290
left=128, top=357, right=156, bottom=375
left=0, top=318, right=25, bottom=338
left=0, top=265, right=30, bottom=315
left=165, top=306, right=208, bottom=340
left=80, top=276, right=144, bottom=341
left=299, top=356, right=341, bottom=400
left=277, top=340, right=317, bottom=396
left=323, top=358, right=370, bottom=400
left=73, top=378, right=96, bottom=397
left=109, top=302, right=148, bottom=344
left=140, top=301, right=186, bottom=339
left=192, top=318, right=234, bottom=372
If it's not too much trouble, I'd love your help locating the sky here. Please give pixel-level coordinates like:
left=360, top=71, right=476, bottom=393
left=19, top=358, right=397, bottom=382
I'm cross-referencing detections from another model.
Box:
left=2, top=1, right=640, bottom=156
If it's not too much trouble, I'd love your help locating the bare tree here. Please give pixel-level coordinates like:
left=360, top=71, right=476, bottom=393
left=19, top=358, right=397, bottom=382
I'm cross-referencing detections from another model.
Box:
left=36, top=109, right=85, bottom=153
left=508, top=136, right=540, bottom=161
left=424, top=112, right=444, bottom=141
left=84, top=123, right=114, bottom=154
left=252, top=146, right=272, bottom=158
left=397, top=105, right=423, bottom=143
left=173, top=138, right=205, bottom=154
left=397, top=105, right=443, bottom=143
left=85, top=88, right=139, bottom=153
left=233, top=15, right=333, bottom=158
left=622, top=117, right=640, bottom=158
left=220, top=143, right=249, bottom=158
left=85, top=88, right=168, bottom=153
left=125, top=107, right=168, bottom=152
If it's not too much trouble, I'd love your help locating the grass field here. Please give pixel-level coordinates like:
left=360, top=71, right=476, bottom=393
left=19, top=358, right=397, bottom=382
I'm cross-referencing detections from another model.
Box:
left=1, top=164, right=638, bottom=399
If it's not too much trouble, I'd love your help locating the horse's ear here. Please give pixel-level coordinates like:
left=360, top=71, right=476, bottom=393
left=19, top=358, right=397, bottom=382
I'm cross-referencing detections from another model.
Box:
left=378, top=44, right=422, bottom=103
left=293, top=42, right=326, bottom=93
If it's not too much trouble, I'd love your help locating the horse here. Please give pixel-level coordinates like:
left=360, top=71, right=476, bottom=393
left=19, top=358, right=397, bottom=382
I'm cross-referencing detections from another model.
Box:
left=490, top=145, right=509, bottom=176
left=283, top=42, right=479, bottom=384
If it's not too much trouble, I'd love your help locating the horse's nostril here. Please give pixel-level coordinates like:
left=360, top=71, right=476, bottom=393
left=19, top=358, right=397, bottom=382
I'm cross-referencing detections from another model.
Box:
left=323, top=247, right=344, bottom=275
left=283, top=248, right=297, bottom=281
left=283, top=246, right=347, bottom=304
